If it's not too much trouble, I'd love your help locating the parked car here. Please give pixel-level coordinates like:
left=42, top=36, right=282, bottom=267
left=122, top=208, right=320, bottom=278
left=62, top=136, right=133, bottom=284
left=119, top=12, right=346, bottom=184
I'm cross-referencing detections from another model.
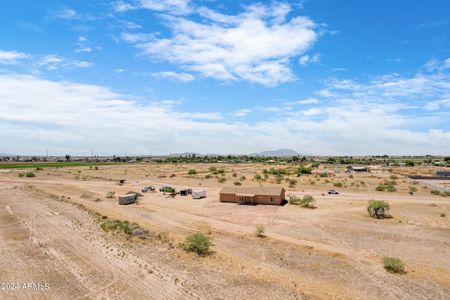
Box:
left=141, top=186, right=155, bottom=193
left=327, top=189, right=339, bottom=195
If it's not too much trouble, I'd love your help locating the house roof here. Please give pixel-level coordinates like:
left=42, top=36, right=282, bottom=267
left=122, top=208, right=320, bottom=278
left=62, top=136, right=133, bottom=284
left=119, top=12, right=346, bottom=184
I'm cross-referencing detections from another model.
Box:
left=220, top=186, right=284, bottom=196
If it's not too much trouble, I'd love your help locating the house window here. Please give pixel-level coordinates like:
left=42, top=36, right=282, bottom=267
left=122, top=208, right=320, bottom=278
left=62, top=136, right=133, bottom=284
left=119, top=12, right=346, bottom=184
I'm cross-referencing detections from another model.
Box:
left=270, top=197, right=273, bottom=201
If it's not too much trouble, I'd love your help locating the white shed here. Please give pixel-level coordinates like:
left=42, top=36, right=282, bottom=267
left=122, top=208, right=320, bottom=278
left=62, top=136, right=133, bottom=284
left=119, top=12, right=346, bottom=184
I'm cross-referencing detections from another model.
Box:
left=192, top=190, right=206, bottom=199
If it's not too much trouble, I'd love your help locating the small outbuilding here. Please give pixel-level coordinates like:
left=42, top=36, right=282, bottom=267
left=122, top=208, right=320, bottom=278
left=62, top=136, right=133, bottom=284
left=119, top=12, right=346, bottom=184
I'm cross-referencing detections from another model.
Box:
left=118, top=193, right=137, bottom=205
left=192, top=190, right=206, bottom=199
left=220, top=186, right=285, bottom=205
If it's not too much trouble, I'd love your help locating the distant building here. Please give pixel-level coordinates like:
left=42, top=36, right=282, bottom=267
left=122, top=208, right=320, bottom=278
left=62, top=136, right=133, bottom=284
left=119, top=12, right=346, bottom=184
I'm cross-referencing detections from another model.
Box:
left=118, top=193, right=137, bottom=205
left=219, top=186, right=285, bottom=205
left=436, top=170, right=450, bottom=177
left=348, top=166, right=370, bottom=172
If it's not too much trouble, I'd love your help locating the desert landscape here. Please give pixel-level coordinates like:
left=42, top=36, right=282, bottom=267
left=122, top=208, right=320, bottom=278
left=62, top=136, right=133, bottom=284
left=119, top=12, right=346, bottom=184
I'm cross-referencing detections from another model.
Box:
left=1, top=161, right=449, bottom=299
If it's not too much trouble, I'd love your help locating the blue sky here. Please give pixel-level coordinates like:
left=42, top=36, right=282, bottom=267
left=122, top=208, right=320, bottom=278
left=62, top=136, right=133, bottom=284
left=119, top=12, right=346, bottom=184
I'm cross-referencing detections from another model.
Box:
left=0, top=0, right=449, bottom=155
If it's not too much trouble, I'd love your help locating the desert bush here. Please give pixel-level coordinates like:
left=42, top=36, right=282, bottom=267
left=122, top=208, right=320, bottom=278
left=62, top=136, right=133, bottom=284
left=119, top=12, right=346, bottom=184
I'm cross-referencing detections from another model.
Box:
left=296, top=166, right=312, bottom=176
left=232, top=172, right=237, bottom=177
left=218, top=177, right=226, bottom=183
left=440, top=213, right=447, bottom=217
left=188, top=169, right=197, bottom=175
left=409, top=186, right=417, bottom=195
left=255, top=225, right=265, bottom=237
left=36, top=167, right=44, bottom=171
left=170, top=173, right=176, bottom=178
left=208, top=167, right=217, bottom=172
left=289, top=195, right=315, bottom=208
left=367, top=200, right=391, bottom=218
left=254, top=174, right=262, bottom=181
left=240, top=175, right=246, bottom=181
left=390, top=175, right=398, bottom=180
left=430, top=189, right=441, bottom=195
left=205, top=174, right=212, bottom=179
left=164, top=187, right=175, bottom=193
left=183, top=233, right=211, bottom=256
left=25, top=172, right=36, bottom=177
left=233, top=181, right=241, bottom=186
left=386, top=185, right=397, bottom=192
left=348, top=174, right=354, bottom=178
left=18, top=173, right=25, bottom=178
left=383, top=257, right=405, bottom=274
left=430, top=190, right=450, bottom=197
left=288, top=179, right=297, bottom=187
left=333, top=182, right=343, bottom=187
left=320, top=172, right=328, bottom=178
left=217, top=168, right=225, bottom=174
left=376, top=184, right=386, bottom=191
left=105, top=191, right=116, bottom=198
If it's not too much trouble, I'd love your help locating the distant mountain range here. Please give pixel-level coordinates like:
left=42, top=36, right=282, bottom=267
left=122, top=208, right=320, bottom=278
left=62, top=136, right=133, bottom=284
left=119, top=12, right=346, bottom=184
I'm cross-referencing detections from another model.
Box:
left=0, top=153, right=15, bottom=157
left=251, top=149, right=299, bottom=157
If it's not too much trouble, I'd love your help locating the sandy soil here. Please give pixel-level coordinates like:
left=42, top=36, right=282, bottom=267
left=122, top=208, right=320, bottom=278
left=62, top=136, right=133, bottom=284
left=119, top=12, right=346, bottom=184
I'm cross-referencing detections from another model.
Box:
left=1, top=163, right=449, bottom=299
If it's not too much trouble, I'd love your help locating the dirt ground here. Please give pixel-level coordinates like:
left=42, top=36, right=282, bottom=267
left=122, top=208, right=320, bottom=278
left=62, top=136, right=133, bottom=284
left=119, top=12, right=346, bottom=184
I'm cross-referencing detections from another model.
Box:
left=1, top=163, right=449, bottom=299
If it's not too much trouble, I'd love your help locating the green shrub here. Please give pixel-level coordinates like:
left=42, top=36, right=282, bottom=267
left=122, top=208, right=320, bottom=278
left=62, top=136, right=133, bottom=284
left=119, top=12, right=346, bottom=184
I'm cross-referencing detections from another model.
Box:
left=333, top=182, right=343, bottom=187
left=320, top=172, right=328, bottom=178
left=296, top=166, right=312, bottom=176
left=430, top=190, right=450, bottom=197
left=164, top=187, right=175, bottom=193
left=218, top=177, right=226, bottom=183
left=232, top=172, right=237, bottom=177
left=240, top=176, right=246, bottom=181
left=25, top=172, right=36, bottom=177
left=183, top=233, right=211, bottom=256
left=367, top=200, right=390, bottom=218
left=188, top=169, right=197, bottom=175
left=18, top=173, right=25, bottom=178
left=288, top=179, right=297, bottom=187
left=208, top=167, right=217, bottom=172
left=205, top=174, right=212, bottom=179
left=254, top=174, right=262, bottom=181
left=289, top=195, right=315, bottom=208
left=105, top=191, right=116, bottom=198
left=255, top=225, right=265, bottom=237
left=233, top=181, right=241, bottom=186
left=383, top=257, right=405, bottom=274
left=217, top=168, right=225, bottom=174
left=348, top=174, right=354, bottom=178
left=386, top=185, right=397, bottom=192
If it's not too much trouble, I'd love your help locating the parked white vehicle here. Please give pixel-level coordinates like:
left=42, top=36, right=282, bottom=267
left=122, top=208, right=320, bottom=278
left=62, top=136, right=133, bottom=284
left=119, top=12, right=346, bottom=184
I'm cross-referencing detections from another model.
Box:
left=191, top=189, right=206, bottom=199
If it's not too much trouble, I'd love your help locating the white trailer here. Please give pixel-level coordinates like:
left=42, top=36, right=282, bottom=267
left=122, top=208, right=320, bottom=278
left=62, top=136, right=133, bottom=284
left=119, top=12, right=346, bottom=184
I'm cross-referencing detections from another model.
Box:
left=118, top=193, right=137, bottom=205
left=192, top=189, right=206, bottom=199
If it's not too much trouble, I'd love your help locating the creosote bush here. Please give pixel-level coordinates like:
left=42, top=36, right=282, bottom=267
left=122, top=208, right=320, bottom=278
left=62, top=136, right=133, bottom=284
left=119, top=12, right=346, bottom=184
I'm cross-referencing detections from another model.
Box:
left=255, top=225, right=265, bottom=237
left=183, top=233, right=211, bottom=256
left=289, top=195, right=315, bottom=208
left=367, top=200, right=391, bottom=218
left=233, top=181, right=241, bottom=186
left=188, top=169, right=197, bottom=175
left=383, top=256, right=405, bottom=274
left=106, top=191, right=116, bottom=198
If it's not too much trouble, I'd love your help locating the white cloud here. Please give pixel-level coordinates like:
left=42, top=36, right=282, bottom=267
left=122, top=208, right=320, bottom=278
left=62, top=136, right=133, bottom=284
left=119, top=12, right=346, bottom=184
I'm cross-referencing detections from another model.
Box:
left=298, top=53, right=320, bottom=66
left=0, top=50, right=29, bottom=64
left=232, top=109, right=252, bottom=117
left=113, top=0, right=191, bottom=14
left=297, top=98, right=319, bottom=105
left=123, top=2, right=318, bottom=86
left=36, top=55, right=92, bottom=70
left=55, top=8, right=78, bottom=20
left=0, top=61, right=449, bottom=155
left=148, top=71, right=194, bottom=82
left=75, top=47, right=92, bottom=53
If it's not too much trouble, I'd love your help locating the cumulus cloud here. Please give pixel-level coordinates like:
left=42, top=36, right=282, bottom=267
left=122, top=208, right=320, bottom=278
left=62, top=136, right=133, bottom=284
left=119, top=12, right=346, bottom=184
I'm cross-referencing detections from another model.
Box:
left=297, top=98, right=319, bottom=105
left=0, top=61, right=449, bottom=155
left=121, top=2, right=318, bottom=86
left=0, top=50, right=29, bottom=64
